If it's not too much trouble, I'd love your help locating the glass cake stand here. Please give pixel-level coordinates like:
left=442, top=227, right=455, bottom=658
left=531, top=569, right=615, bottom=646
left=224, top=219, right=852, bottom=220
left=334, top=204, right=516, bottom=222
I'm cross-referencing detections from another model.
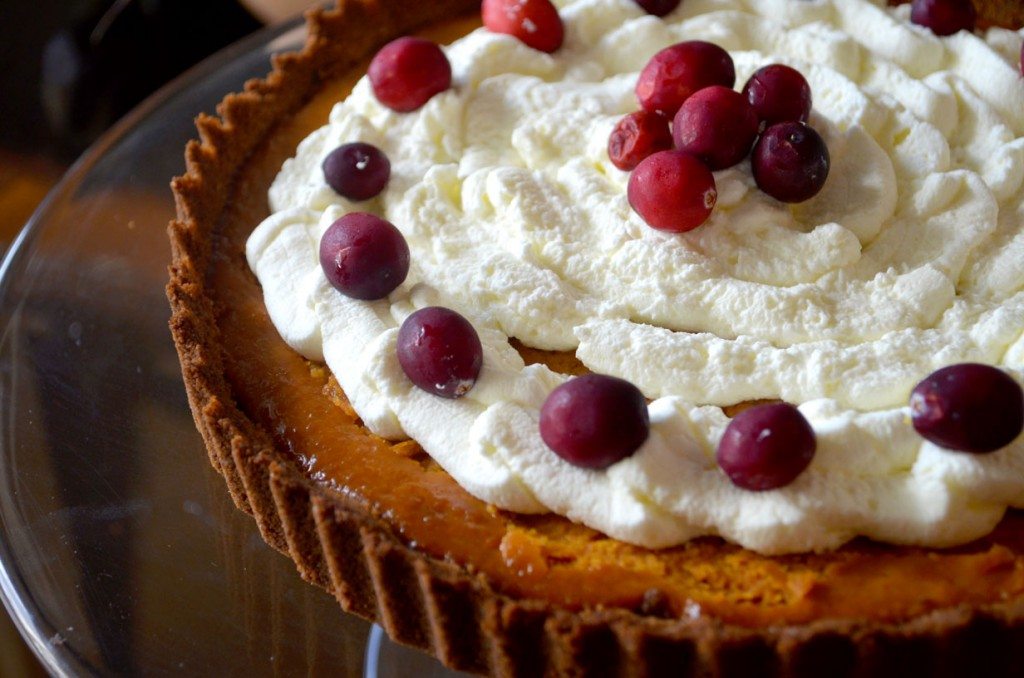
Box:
left=0, top=16, right=464, bottom=677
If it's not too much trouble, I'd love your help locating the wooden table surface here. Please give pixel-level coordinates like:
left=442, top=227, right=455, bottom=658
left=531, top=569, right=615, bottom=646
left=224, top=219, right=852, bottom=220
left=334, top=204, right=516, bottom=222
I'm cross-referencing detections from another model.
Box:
left=0, top=150, right=65, bottom=243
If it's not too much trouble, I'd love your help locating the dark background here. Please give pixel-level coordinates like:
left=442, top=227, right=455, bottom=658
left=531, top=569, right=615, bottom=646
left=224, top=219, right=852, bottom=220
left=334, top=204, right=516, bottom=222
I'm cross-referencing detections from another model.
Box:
left=0, top=0, right=263, bottom=160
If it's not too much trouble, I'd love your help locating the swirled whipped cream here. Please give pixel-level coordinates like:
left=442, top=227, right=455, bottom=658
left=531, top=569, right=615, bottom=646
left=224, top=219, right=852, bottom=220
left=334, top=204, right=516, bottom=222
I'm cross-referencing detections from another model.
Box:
left=247, top=0, right=1024, bottom=554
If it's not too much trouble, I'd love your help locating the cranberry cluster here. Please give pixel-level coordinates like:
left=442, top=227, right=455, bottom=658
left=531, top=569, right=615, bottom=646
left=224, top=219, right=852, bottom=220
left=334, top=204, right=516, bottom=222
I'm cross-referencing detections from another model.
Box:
left=320, top=209, right=485, bottom=399
left=542, top=360, right=1024, bottom=489
left=319, top=36, right=484, bottom=400
left=538, top=372, right=821, bottom=486
left=319, top=155, right=485, bottom=400
left=710, top=360, right=1024, bottom=493
left=332, top=1, right=693, bottom=429
left=611, top=42, right=830, bottom=233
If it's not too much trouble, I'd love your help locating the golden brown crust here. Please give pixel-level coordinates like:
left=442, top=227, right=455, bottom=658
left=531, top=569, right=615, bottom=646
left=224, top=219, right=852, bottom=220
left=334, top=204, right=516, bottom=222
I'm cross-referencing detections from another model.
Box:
left=168, top=2, right=1024, bottom=675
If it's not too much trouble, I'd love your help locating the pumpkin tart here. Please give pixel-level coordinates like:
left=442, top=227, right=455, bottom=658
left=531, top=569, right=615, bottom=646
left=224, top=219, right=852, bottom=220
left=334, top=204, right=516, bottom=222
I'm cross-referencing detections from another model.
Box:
left=168, top=1, right=1024, bottom=675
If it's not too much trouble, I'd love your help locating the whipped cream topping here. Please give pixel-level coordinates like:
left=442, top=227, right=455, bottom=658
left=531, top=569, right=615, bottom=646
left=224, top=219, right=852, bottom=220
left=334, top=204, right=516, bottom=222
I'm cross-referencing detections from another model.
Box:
left=247, top=0, right=1024, bottom=554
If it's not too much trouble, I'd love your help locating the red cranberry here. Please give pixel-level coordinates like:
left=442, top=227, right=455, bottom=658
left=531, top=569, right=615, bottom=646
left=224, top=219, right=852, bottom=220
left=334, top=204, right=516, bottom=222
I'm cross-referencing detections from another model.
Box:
left=910, top=0, right=976, bottom=36
left=717, top=403, right=816, bottom=491
left=319, top=213, right=410, bottom=300
left=628, top=150, right=717, bottom=232
left=672, top=86, right=759, bottom=170
left=539, top=374, right=650, bottom=469
left=368, top=37, right=452, bottom=112
left=742, top=64, right=812, bottom=127
left=635, top=41, right=735, bottom=117
left=608, top=110, right=673, bottom=171
left=482, top=0, right=564, bottom=53
left=397, top=307, right=483, bottom=399
left=633, top=0, right=681, bottom=16
left=322, top=142, right=391, bottom=201
left=910, top=364, right=1024, bottom=453
left=751, top=122, right=830, bottom=203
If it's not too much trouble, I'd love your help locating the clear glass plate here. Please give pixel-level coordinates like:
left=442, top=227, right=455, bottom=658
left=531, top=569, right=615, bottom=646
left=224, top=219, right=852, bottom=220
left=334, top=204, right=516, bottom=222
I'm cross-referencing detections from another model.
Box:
left=0, top=16, right=462, bottom=677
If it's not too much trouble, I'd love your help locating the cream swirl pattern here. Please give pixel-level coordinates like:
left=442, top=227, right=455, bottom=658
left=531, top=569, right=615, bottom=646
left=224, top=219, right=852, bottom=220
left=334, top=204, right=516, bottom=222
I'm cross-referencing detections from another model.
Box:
left=246, top=0, right=1024, bottom=554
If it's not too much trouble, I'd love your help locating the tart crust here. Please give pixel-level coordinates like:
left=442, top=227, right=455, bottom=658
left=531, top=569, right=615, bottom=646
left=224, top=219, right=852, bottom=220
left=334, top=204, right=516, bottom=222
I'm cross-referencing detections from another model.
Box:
left=168, top=1, right=1024, bottom=675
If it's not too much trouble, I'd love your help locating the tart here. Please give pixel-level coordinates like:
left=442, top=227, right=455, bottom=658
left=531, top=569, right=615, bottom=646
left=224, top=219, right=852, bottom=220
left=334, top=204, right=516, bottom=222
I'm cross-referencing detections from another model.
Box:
left=168, top=1, right=1024, bottom=675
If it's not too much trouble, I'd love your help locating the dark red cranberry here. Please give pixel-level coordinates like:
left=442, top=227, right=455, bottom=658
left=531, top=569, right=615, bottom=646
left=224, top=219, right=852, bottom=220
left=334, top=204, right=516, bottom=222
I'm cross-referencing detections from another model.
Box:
left=716, top=403, right=816, bottom=491
left=539, top=374, right=650, bottom=469
left=635, top=41, right=735, bottom=117
left=751, top=122, right=830, bottom=203
left=482, top=0, right=564, bottom=53
left=910, top=0, right=976, bottom=36
left=368, top=37, right=452, bottom=112
left=673, top=86, right=759, bottom=170
left=633, top=0, right=681, bottom=16
left=628, top=150, right=717, bottom=232
left=910, top=364, right=1024, bottom=453
left=319, top=213, right=410, bottom=300
left=608, top=110, right=674, bottom=171
left=322, top=142, right=391, bottom=201
left=397, top=307, right=483, bottom=399
left=742, top=64, right=812, bottom=127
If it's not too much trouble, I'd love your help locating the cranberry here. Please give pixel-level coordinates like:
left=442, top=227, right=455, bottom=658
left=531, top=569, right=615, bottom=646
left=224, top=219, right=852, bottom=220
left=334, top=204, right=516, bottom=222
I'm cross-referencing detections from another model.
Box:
left=672, top=86, right=759, bottom=170
left=397, top=307, right=483, bottom=399
left=539, top=374, right=650, bottom=469
left=628, top=150, right=717, bottom=232
left=751, top=122, right=830, bottom=203
left=910, top=0, right=976, bottom=36
left=910, top=364, right=1024, bottom=453
left=368, top=37, right=452, bottom=112
left=742, top=64, right=812, bottom=127
left=321, top=142, right=391, bottom=201
left=608, top=110, right=674, bottom=171
left=633, top=0, right=681, bottom=16
left=319, top=213, right=410, bottom=301
left=716, top=403, right=816, bottom=491
left=635, top=41, right=735, bottom=117
left=482, top=0, right=564, bottom=53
